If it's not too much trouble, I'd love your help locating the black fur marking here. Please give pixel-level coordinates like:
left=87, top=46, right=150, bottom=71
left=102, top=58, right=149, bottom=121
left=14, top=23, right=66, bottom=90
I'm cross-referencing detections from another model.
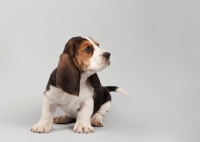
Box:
left=105, top=86, right=118, bottom=92
left=92, top=87, right=111, bottom=115
left=46, top=68, right=57, bottom=91
left=89, top=73, right=102, bottom=89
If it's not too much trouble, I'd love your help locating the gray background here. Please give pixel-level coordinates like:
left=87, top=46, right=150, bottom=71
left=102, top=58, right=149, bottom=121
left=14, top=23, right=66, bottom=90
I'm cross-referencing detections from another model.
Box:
left=0, top=0, right=200, bottom=142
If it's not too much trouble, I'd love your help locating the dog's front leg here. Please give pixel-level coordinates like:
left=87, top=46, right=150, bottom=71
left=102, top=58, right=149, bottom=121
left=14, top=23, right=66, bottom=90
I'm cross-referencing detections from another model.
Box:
left=73, top=99, right=94, bottom=133
left=31, top=96, right=57, bottom=133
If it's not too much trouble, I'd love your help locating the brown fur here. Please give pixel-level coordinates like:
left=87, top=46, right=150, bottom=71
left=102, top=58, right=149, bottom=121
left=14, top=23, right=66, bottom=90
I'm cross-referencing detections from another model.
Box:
left=55, top=37, right=102, bottom=96
left=88, top=37, right=99, bottom=46
left=74, top=40, right=94, bottom=72
left=56, top=54, right=80, bottom=96
left=53, top=115, right=75, bottom=124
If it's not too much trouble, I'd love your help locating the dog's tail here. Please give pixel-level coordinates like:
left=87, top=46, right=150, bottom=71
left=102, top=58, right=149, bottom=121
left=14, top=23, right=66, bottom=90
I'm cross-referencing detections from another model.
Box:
left=105, top=86, right=129, bottom=96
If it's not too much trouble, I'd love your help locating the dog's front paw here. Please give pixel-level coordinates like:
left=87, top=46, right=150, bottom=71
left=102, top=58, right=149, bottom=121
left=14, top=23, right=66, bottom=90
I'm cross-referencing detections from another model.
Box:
left=31, top=121, right=53, bottom=133
left=73, top=122, right=94, bottom=133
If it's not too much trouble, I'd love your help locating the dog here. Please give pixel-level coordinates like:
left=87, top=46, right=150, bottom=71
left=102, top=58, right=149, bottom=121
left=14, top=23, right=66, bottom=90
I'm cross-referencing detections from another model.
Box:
left=31, top=36, right=128, bottom=133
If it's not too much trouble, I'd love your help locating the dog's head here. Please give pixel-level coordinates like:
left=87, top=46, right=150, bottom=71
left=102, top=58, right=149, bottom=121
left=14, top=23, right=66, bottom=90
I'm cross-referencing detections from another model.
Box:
left=56, top=36, right=111, bottom=96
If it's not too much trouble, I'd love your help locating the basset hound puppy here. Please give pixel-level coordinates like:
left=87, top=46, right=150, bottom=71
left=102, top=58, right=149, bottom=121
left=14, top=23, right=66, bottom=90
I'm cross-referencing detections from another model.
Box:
left=31, top=36, right=128, bottom=133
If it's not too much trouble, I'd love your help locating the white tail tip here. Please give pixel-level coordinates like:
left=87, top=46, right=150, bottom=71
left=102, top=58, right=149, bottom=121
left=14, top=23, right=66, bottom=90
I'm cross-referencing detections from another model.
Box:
left=116, top=88, right=129, bottom=96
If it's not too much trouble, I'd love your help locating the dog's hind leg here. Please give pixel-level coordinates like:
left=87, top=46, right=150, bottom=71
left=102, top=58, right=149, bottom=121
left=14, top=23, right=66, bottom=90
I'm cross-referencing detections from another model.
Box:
left=53, top=113, right=75, bottom=124
left=91, top=101, right=111, bottom=127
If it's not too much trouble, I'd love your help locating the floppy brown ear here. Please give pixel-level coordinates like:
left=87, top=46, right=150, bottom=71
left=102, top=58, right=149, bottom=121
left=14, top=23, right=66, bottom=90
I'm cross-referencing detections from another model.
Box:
left=89, top=73, right=102, bottom=89
left=56, top=53, right=80, bottom=96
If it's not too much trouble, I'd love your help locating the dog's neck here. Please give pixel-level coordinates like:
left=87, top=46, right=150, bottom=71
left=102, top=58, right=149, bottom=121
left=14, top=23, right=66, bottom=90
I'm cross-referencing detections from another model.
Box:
left=80, top=71, right=96, bottom=85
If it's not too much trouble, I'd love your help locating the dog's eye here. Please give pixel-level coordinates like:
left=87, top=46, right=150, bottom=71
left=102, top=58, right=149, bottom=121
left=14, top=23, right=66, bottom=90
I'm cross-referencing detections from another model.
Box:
left=84, top=46, right=92, bottom=53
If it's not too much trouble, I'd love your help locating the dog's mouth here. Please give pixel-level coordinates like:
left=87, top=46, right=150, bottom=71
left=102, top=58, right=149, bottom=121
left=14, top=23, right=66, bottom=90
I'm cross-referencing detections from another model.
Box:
left=107, top=60, right=111, bottom=66
left=99, top=59, right=111, bottom=67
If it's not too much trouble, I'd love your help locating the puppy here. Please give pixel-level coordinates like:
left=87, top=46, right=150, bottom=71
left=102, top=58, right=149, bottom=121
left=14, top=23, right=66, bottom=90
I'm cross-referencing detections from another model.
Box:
left=31, top=36, right=128, bottom=133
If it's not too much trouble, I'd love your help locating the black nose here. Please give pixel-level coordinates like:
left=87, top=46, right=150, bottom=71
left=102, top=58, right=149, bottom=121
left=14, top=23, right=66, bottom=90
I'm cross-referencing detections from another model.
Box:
left=103, top=52, right=111, bottom=59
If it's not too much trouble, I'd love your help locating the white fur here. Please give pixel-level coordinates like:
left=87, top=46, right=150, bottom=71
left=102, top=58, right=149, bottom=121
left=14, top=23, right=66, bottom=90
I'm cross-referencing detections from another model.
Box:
left=91, top=102, right=111, bottom=127
left=31, top=37, right=111, bottom=133
left=31, top=72, right=95, bottom=133
left=31, top=96, right=57, bottom=133
left=84, top=37, right=110, bottom=71
left=116, top=88, right=129, bottom=96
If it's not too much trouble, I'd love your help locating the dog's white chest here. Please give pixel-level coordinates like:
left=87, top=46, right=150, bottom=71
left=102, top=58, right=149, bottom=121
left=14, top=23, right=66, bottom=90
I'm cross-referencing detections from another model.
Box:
left=45, top=82, right=94, bottom=118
